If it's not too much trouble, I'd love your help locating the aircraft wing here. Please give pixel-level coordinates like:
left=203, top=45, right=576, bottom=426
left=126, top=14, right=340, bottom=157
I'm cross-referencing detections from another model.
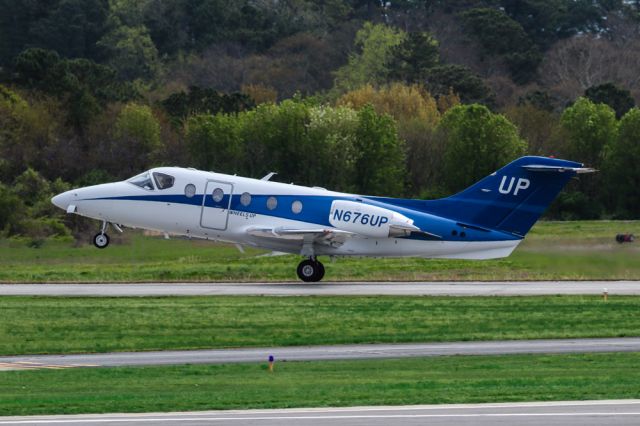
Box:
left=246, top=226, right=355, bottom=248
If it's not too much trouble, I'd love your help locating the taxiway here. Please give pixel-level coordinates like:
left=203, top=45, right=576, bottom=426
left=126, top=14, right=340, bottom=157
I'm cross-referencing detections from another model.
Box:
left=0, top=281, right=638, bottom=296
left=1, top=400, right=639, bottom=425
left=1, top=338, right=639, bottom=369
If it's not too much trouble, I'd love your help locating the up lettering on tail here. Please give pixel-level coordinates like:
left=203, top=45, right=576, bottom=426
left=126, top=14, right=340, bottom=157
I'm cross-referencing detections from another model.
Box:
left=499, top=176, right=530, bottom=195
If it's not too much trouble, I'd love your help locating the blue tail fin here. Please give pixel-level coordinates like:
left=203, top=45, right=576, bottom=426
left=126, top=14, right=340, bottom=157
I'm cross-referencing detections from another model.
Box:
left=422, top=156, right=590, bottom=236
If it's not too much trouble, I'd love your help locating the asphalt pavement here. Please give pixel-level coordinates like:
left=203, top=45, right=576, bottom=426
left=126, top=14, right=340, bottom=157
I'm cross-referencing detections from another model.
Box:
left=1, top=400, right=639, bottom=425
left=0, top=281, right=639, bottom=296
left=1, top=338, right=639, bottom=369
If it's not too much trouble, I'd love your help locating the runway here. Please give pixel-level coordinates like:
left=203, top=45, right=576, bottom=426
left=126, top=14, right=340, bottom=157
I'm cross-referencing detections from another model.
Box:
left=0, top=281, right=639, bottom=296
left=1, top=338, right=639, bottom=369
left=1, top=400, right=639, bottom=425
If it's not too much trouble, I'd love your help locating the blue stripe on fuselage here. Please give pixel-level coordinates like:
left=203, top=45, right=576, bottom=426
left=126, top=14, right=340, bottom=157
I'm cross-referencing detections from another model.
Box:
left=84, top=193, right=520, bottom=242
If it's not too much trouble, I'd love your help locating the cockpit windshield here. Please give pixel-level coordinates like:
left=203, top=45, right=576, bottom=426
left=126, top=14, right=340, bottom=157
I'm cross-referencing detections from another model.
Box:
left=127, top=172, right=154, bottom=190
left=153, top=172, right=175, bottom=190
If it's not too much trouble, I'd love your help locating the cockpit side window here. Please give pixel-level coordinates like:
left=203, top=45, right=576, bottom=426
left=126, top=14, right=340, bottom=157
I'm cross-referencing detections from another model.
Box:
left=127, top=172, right=155, bottom=190
left=153, top=172, right=175, bottom=190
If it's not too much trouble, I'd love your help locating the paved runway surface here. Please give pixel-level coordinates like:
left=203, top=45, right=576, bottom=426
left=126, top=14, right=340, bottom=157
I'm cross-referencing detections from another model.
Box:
left=1, top=400, right=639, bottom=425
left=1, top=281, right=639, bottom=296
left=1, top=338, right=639, bottom=369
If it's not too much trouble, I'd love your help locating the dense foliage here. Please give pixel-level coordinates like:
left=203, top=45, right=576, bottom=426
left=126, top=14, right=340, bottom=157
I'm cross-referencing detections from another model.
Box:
left=1, top=0, right=640, bottom=239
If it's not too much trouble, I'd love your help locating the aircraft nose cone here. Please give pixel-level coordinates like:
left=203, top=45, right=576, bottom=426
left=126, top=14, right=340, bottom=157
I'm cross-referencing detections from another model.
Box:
left=51, top=191, right=71, bottom=210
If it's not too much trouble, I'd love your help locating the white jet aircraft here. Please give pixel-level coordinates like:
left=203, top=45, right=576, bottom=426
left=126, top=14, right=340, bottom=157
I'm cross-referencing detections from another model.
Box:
left=51, top=156, right=593, bottom=282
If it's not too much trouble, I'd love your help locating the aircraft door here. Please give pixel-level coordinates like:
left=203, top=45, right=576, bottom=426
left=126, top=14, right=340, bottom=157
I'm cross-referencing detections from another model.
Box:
left=200, top=180, right=233, bottom=230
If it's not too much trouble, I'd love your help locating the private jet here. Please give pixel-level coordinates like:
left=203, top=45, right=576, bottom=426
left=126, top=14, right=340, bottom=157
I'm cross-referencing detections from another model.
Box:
left=51, top=156, right=593, bottom=282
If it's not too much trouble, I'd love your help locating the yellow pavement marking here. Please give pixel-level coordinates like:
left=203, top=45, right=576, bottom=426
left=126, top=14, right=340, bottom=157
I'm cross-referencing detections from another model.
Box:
left=0, top=362, right=100, bottom=370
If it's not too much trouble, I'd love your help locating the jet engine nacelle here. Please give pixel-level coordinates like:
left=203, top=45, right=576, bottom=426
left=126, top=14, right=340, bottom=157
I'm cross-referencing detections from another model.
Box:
left=329, top=200, right=419, bottom=238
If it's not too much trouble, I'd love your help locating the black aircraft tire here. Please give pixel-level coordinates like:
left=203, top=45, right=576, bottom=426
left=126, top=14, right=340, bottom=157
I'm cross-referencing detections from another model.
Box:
left=297, top=259, right=322, bottom=282
left=93, top=233, right=110, bottom=249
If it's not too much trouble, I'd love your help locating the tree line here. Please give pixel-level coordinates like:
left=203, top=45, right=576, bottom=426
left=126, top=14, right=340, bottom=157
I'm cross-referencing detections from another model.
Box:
left=1, top=0, right=640, bottom=240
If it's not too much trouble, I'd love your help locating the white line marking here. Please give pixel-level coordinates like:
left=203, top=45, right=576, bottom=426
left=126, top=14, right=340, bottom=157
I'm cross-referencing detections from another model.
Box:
left=2, top=412, right=640, bottom=424
left=213, top=399, right=640, bottom=413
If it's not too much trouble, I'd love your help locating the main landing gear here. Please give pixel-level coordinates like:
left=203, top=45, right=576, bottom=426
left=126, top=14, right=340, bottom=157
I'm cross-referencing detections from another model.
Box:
left=296, top=257, right=325, bottom=282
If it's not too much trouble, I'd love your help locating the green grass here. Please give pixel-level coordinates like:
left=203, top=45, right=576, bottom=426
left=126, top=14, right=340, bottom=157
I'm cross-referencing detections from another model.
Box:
left=0, top=221, right=639, bottom=282
left=1, top=352, right=640, bottom=415
left=0, top=295, right=638, bottom=356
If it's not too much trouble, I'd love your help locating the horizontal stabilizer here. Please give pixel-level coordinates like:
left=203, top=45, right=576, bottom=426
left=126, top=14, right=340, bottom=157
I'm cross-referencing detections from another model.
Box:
left=522, top=164, right=597, bottom=174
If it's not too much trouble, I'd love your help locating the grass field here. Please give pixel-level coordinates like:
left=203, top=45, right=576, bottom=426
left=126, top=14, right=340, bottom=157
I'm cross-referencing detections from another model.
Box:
left=1, top=352, right=639, bottom=415
left=1, top=221, right=637, bottom=415
left=0, top=295, right=638, bottom=355
left=0, top=221, right=638, bottom=282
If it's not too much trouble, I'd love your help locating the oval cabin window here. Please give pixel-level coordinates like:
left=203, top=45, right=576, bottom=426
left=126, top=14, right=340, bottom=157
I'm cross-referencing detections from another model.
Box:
left=212, top=188, right=224, bottom=202
left=291, top=200, right=303, bottom=214
left=240, top=192, right=252, bottom=206
left=267, top=196, right=277, bottom=210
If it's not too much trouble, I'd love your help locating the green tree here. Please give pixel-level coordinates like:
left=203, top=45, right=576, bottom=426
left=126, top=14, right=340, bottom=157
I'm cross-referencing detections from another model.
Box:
left=0, top=182, right=24, bottom=236
left=461, top=8, right=531, bottom=55
left=108, top=0, right=150, bottom=26
left=142, top=0, right=191, bottom=54
left=460, top=8, right=542, bottom=83
left=560, top=97, right=617, bottom=167
left=337, top=83, right=443, bottom=195
left=241, top=100, right=311, bottom=183
left=14, top=48, right=137, bottom=129
left=337, top=83, right=440, bottom=127
left=353, top=105, right=406, bottom=196
left=333, top=22, right=405, bottom=93
left=0, top=84, right=63, bottom=182
left=115, top=103, right=160, bottom=150
left=13, top=168, right=54, bottom=212
left=0, top=0, right=42, bottom=66
left=585, top=83, right=635, bottom=119
left=504, top=104, right=560, bottom=156
left=185, top=113, right=243, bottom=174
left=148, top=0, right=308, bottom=53
left=603, top=107, right=640, bottom=217
left=113, top=103, right=161, bottom=173
left=502, top=0, right=570, bottom=48
left=388, top=31, right=439, bottom=83
left=439, top=104, right=526, bottom=192
left=518, top=90, right=557, bottom=112
left=183, top=99, right=405, bottom=194
left=161, top=87, right=255, bottom=125
left=558, top=97, right=617, bottom=218
left=306, top=105, right=358, bottom=192
left=13, top=48, right=66, bottom=93
left=27, top=0, right=109, bottom=61
left=98, top=24, right=160, bottom=81
left=1, top=169, right=70, bottom=239
left=424, top=64, right=494, bottom=106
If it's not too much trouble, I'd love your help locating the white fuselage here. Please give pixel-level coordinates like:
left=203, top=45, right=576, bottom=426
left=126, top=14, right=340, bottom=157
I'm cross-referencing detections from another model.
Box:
left=52, top=167, right=521, bottom=259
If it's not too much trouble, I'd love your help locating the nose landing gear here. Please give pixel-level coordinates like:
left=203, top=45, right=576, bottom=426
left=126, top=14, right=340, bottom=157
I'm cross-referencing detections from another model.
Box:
left=93, top=221, right=110, bottom=249
left=297, top=257, right=325, bottom=282
left=93, top=232, right=110, bottom=249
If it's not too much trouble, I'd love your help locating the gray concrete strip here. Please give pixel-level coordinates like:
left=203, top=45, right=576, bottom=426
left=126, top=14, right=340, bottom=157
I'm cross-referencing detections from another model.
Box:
left=1, top=400, right=640, bottom=425
left=0, top=281, right=639, bottom=296
left=1, top=338, right=640, bottom=368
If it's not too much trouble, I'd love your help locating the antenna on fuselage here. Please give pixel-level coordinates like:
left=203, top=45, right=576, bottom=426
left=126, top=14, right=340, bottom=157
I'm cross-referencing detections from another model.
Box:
left=261, top=172, right=277, bottom=181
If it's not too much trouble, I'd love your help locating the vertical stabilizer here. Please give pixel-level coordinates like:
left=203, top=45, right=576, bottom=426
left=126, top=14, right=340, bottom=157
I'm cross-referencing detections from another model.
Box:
left=422, top=156, right=593, bottom=236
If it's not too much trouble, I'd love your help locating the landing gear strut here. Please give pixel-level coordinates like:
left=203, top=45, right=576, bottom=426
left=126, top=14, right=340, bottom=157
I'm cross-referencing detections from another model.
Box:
left=296, top=257, right=325, bottom=282
left=93, top=221, right=110, bottom=249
